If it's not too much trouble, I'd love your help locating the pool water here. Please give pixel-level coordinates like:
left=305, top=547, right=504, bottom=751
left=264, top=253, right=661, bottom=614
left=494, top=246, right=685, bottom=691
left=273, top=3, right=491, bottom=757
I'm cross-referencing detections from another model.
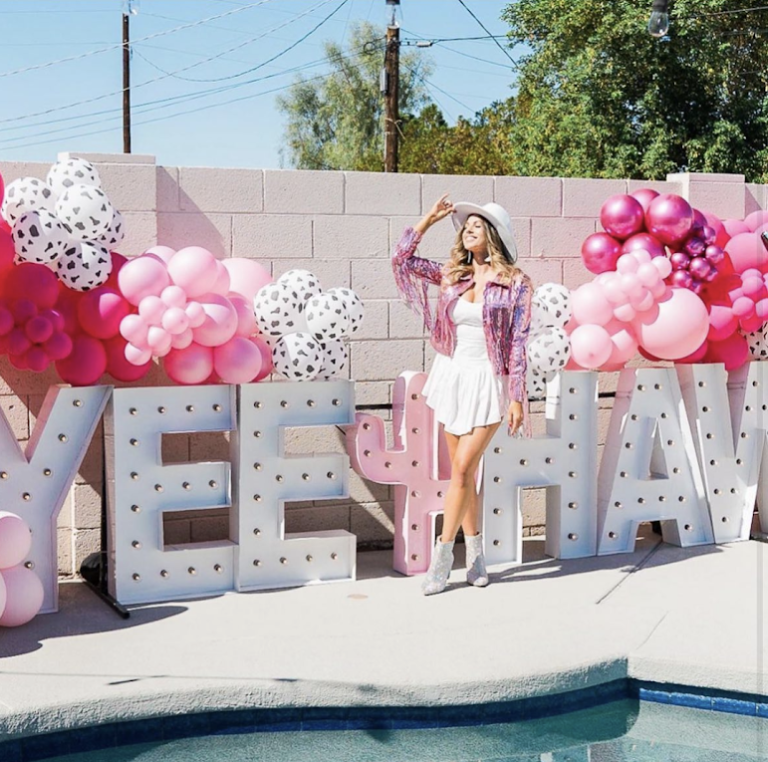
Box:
left=37, top=700, right=768, bottom=762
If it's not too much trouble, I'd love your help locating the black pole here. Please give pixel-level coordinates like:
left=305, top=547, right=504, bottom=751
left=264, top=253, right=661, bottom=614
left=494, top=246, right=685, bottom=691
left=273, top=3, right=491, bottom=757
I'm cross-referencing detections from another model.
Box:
left=122, top=11, right=131, bottom=154
left=384, top=23, right=399, bottom=173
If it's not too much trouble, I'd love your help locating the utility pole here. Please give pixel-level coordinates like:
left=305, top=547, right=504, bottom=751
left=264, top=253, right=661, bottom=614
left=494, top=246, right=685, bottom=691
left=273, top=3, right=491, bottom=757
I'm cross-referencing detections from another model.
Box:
left=383, top=0, right=400, bottom=172
left=122, top=1, right=138, bottom=154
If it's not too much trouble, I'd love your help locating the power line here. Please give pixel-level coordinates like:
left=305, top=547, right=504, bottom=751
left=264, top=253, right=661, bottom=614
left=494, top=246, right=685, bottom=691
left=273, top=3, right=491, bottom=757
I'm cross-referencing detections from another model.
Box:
left=456, top=0, right=519, bottom=69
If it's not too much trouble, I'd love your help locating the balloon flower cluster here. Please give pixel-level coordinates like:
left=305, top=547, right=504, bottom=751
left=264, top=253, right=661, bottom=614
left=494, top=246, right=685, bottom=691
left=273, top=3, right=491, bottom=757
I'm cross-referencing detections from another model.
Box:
left=0, top=512, right=44, bottom=628
left=254, top=270, right=363, bottom=381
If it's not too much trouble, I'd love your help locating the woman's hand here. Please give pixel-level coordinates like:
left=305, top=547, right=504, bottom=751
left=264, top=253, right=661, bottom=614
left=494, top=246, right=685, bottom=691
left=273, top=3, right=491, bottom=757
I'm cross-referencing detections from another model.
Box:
left=415, top=193, right=454, bottom=235
left=508, top=401, right=524, bottom=435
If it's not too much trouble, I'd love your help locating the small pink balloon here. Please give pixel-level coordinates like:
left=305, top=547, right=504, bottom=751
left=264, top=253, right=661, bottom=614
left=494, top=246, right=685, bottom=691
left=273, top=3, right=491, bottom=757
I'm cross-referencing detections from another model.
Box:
left=645, top=194, right=694, bottom=246
left=650, top=279, right=668, bottom=299
left=670, top=251, right=691, bottom=271
left=222, top=258, right=273, bottom=302
left=211, top=261, right=231, bottom=296
left=43, top=332, right=73, bottom=361
left=600, top=319, right=638, bottom=368
left=570, top=324, right=613, bottom=368
left=125, top=343, right=153, bottom=366
left=171, top=327, right=194, bottom=350
left=725, top=233, right=767, bottom=274
left=689, top=257, right=713, bottom=282
left=581, top=233, right=622, bottom=274
left=24, top=316, right=53, bottom=344
left=0, top=565, right=44, bottom=627
left=621, top=232, right=666, bottom=259
left=143, top=245, right=176, bottom=264
left=701, top=225, right=717, bottom=246
left=570, top=283, right=614, bottom=326
left=653, top=257, right=672, bottom=279
left=684, top=237, right=706, bottom=257
left=147, top=326, right=171, bottom=353
left=55, top=334, right=107, bottom=385
left=119, top=313, right=149, bottom=345
left=167, top=247, right=219, bottom=299
left=755, top=298, right=768, bottom=320
left=732, top=296, right=754, bottom=318
left=603, top=278, right=627, bottom=305
left=213, top=336, right=263, bottom=384
left=613, top=303, right=637, bottom=322
left=671, top=270, right=693, bottom=289
left=723, top=219, right=751, bottom=238
left=637, top=262, right=661, bottom=287
left=77, top=288, right=130, bottom=340
left=164, top=342, right=214, bottom=385
left=12, top=299, right=37, bottom=323
left=191, top=294, right=238, bottom=347
left=104, top=335, right=152, bottom=382
left=741, top=275, right=764, bottom=297
left=633, top=291, right=655, bottom=312
left=26, top=346, right=50, bottom=372
left=227, top=293, right=257, bottom=337
left=600, top=194, right=645, bottom=241
left=118, top=256, right=171, bottom=305
left=9, top=328, right=30, bottom=356
left=0, top=306, right=13, bottom=336
left=162, top=307, right=190, bottom=335
left=616, top=254, right=640, bottom=274
left=0, top=512, right=32, bottom=569
left=138, top=295, right=167, bottom=326
left=745, top=210, right=768, bottom=233
left=185, top=301, right=205, bottom=328
left=161, top=285, right=187, bottom=309
left=705, top=245, right=725, bottom=265
left=630, top=188, right=660, bottom=213
left=620, top=273, right=643, bottom=297
left=250, top=336, right=273, bottom=381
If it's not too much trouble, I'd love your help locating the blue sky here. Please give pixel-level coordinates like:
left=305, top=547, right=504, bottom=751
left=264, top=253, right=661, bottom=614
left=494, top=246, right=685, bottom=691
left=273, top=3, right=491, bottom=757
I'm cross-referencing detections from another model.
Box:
left=0, top=0, right=519, bottom=170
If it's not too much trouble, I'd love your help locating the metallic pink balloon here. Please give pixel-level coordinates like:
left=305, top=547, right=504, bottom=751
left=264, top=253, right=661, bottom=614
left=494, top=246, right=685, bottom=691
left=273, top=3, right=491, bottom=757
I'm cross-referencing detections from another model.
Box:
left=705, top=245, right=725, bottom=265
left=689, top=256, right=713, bottom=281
left=581, top=232, right=622, bottom=274
left=621, top=232, right=666, bottom=259
left=701, top=225, right=717, bottom=246
left=600, top=194, right=645, bottom=241
left=645, top=194, right=694, bottom=246
left=671, top=270, right=694, bottom=289
left=684, top=237, right=705, bottom=257
left=670, top=251, right=691, bottom=271
left=630, top=188, right=660, bottom=214
left=692, top=208, right=707, bottom=235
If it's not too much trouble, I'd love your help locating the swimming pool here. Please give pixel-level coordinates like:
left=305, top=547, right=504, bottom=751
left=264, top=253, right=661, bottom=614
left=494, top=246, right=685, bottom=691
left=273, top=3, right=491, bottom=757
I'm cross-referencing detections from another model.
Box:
left=21, top=697, right=768, bottom=762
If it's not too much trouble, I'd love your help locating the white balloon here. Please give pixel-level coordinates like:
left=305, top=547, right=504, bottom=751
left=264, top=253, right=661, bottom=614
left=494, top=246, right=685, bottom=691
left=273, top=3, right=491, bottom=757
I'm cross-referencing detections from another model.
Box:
left=98, top=208, right=125, bottom=249
left=272, top=332, right=323, bottom=381
left=531, top=283, right=572, bottom=332
left=277, top=269, right=322, bottom=306
left=46, top=157, right=102, bottom=196
left=55, top=183, right=114, bottom=241
left=747, top=327, right=768, bottom=360
left=305, top=292, right=350, bottom=342
left=526, top=365, right=546, bottom=399
left=253, top=281, right=307, bottom=338
left=326, top=287, right=364, bottom=335
left=56, top=241, right=112, bottom=292
left=318, top=338, right=349, bottom=379
left=526, top=326, right=571, bottom=373
left=12, top=209, right=69, bottom=265
left=1, top=177, right=57, bottom=226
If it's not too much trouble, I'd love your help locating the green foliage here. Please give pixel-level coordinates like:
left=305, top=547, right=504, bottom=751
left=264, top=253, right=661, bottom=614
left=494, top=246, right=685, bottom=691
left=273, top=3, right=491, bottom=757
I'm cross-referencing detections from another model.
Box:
left=502, top=0, right=768, bottom=181
left=276, top=22, right=433, bottom=171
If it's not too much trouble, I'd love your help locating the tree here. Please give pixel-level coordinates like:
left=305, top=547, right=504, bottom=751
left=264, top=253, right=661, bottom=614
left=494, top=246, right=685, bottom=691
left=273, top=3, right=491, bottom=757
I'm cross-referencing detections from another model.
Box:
left=502, top=0, right=768, bottom=182
left=276, top=22, right=433, bottom=171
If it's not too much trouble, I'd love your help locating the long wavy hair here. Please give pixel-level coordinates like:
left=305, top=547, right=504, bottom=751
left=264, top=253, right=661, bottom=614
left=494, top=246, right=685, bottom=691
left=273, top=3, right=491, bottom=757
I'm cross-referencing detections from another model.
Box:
left=442, top=215, right=520, bottom=286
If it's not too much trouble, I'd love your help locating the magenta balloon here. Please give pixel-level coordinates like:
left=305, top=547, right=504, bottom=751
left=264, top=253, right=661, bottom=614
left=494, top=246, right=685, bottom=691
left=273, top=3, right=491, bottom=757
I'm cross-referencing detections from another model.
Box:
left=705, top=245, right=725, bottom=265
left=725, top=232, right=767, bottom=274
left=670, top=252, right=691, bottom=271
left=744, top=210, right=768, bottom=233
left=78, top=288, right=130, bottom=340
left=250, top=336, right=273, bottom=381
left=707, top=304, right=738, bottom=342
left=600, top=194, right=645, bottom=241
left=701, top=225, right=717, bottom=246
left=645, top=194, right=694, bottom=246
left=671, top=270, right=693, bottom=289
left=621, top=232, right=666, bottom=259
left=55, top=334, right=108, bottom=386
left=634, top=288, right=709, bottom=359
left=26, top=346, right=50, bottom=372
left=705, top=332, right=749, bottom=371
left=0, top=513, right=32, bottom=569
left=630, top=188, right=660, bottom=214
left=164, top=342, right=214, bottom=385
left=692, top=208, right=707, bottom=233
left=580, top=233, right=622, bottom=274
left=0, top=566, right=44, bottom=627
left=689, top=257, right=713, bottom=281
left=684, top=237, right=705, bottom=257
left=24, top=316, right=53, bottom=344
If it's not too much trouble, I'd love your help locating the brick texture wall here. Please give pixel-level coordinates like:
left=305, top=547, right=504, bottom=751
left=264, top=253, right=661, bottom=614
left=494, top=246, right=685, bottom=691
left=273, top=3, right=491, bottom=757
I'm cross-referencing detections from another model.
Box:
left=1, top=154, right=764, bottom=576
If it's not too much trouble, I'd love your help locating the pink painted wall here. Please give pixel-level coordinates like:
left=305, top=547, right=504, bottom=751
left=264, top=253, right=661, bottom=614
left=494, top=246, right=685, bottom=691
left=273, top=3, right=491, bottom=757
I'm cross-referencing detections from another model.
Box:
left=1, top=153, right=765, bottom=577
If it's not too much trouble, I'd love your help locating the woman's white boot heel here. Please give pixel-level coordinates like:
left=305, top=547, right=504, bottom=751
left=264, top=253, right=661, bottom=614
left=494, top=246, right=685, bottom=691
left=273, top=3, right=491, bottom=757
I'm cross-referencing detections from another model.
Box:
left=465, top=533, right=489, bottom=587
left=422, top=537, right=455, bottom=596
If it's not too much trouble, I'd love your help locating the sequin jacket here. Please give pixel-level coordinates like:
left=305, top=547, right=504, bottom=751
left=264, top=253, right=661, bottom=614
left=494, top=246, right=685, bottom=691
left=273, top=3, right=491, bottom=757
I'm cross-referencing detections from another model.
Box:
left=392, top=226, right=532, bottom=405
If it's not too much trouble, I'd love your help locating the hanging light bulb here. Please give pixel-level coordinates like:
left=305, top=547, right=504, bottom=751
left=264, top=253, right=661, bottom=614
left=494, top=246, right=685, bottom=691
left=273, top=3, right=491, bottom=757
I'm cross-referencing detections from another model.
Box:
left=648, top=0, right=670, bottom=37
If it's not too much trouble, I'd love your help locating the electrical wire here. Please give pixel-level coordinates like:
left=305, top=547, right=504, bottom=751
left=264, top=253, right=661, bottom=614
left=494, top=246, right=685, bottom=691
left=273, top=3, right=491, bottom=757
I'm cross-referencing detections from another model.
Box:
left=456, top=0, right=519, bottom=69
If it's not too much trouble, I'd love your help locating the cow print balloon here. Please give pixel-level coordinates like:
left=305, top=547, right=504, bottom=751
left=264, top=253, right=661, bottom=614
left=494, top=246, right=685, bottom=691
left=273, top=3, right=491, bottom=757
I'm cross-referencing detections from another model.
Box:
left=526, top=365, right=546, bottom=399
left=1, top=177, right=57, bottom=226
left=530, top=283, right=572, bottom=335
left=12, top=209, right=69, bottom=265
left=98, top=208, right=125, bottom=249
left=277, top=269, right=322, bottom=305
left=253, top=281, right=307, bottom=338
left=317, top=338, right=348, bottom=380
left=326, top=287, right=364, bottom=335
left=747, top=327, right=768, bottom=360
left=55, top=183, right=114, bottom=242
left=56, top=241, right=112, bottom=292
left=526, top=326, right=571, bottom=374
left=305, top=292, right=350, bottom=342
left=272, top=332, right=322, bottom=381
left=46, top=158, right=102, bottom=196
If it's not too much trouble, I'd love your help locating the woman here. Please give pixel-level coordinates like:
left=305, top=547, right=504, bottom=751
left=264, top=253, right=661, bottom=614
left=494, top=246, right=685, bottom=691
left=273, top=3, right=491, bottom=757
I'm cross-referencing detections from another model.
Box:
left=392, top=194, right=532, bottom=596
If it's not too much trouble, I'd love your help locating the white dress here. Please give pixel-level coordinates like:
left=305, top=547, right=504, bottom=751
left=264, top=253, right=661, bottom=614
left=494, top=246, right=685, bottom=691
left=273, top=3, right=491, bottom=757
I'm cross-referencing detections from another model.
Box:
left=422, top=298, right=508, bottom=436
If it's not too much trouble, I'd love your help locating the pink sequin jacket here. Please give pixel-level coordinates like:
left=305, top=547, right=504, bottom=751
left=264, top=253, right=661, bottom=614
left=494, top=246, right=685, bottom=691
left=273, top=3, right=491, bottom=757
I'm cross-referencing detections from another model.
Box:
left=392, top=226, right=533, bottom=406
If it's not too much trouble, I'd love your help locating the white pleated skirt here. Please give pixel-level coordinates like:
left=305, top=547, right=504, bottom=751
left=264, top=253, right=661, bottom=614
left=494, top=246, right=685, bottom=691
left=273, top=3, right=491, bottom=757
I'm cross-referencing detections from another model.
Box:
left=422, top=299, right=508, bottom=436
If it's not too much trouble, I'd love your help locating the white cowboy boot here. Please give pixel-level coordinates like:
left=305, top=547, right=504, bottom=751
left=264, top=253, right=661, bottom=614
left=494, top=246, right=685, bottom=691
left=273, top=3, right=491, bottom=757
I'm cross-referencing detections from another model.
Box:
left=421, top=537, right=455, bottom=596
left=465, top=533, right=489, bottom=587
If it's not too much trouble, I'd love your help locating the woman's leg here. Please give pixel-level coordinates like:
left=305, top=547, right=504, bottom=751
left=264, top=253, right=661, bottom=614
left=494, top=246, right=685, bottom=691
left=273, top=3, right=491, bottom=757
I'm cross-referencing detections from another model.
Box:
left=440, top=422, right=501, bottom=542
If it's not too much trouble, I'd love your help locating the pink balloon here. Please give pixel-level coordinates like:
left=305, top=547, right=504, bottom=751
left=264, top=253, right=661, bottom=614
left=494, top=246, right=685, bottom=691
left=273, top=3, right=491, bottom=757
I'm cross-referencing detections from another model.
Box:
left=0, top=572, right=5, bottom=621
left=689, top=257, right=713, bottom=282
left=745, top=210, right=768, bottom=233
left=185, top=301, right=205, bottom=328
left=707, top=304, right=738, bottom=342
left=636, top=262, right=660, bottom=287
left=43, top=331, right=73, bottom=361
left=569, top=324, right=613, bottom=368
left=8, top=328, right=30, bottom=356
left=143, top=245, right=176, bottom=264
left=162, top=306, right=190, bottom=335
left=725, top=232, right=768, bottom=274
left=613, top=303, right=637, bottom=322
left=704, top=212, right=729, bottom=249
left=0, top=512, right=32, bottom=569
left=0, top=565, right=44, bottom=627
left=191, top=294, right=238, bottom=347
left=4, top=263, right=58, bottom=310
left=0, top=305, right=12, bottom=336
left=723, top=219, right=751, bottom=239
left=167, top=247, right=219, bottom=299
left=704, top=332, right=749, bottom=371
left=138, top=295, right=167, bottom=326
left=125, top=342, right=153, bottom=366
left=55, top=334, right=107, bottom=385
left=653, top=257, right=672, bottom=279
left=171, top=327, right=194, bottom=350
left=77, top=288, right=130, bottom=339
left=104, top=335, right=152, bottom=382
left=213, top=336, right=263, bottom=384
left=11, top=299, right=37, bottom=323
left=633, top=288, right=709, bottom=360
left=250, top=336, right=273, bottom=381
left=616, top=254, right=640, bottom=274
left=164, top=342, right=214, bottom=385
left=147, top=326, right=171, bottom=354
left=600, top=194, right=645, bottom=241
left=211, top=261, right=231, bottom=296
left=228, top=293, right=257, bottom=337
left=26, top=346, right=50, bottom=372
left=621, top=232, right=666, bottom=259
left=630, top=188, right=660, bottom=213
left=671, top=270, right=693, bottom=289
left=118, top=256, right=171, bottom=306
left=119, top=313, right=149, bottom=345
left=620, top=273, right=643, bottom=297
left=645, top=194, right=694, bottom=246
left=732, top=295, right=755, bottom=318
left=24, top=316, right=53, bottom=344
left=222, top=258, right=273, bottom=302
left=581, top=233, right=622, bottom=274
left=603, top=278, right=627, bottom=305
left=161, top=285, right=187, bottom=309
left=570, top=283, right=614, bottom=326
left=676, top=339, right=709, bottom=364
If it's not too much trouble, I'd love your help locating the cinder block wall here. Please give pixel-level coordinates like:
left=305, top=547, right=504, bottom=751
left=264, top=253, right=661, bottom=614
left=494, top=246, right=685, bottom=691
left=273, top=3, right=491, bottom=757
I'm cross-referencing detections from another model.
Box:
left=0, top=155, right=764, bottom=577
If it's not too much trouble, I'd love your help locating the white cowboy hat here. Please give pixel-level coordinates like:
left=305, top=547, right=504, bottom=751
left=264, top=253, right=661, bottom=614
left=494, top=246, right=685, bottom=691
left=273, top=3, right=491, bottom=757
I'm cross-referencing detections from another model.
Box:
left=451, top=201, right=518, bottom=264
